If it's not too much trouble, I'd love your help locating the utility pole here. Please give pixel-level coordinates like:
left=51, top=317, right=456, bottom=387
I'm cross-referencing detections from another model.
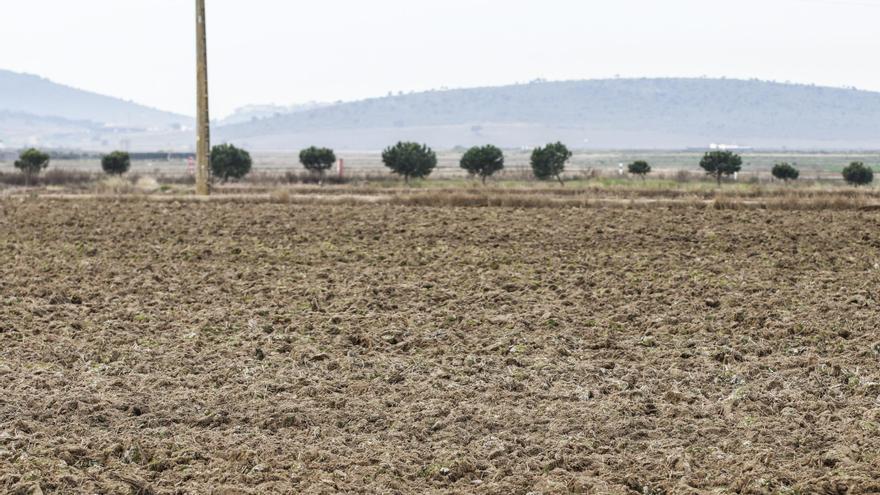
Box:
left=195, top=0, right=211, bottom=195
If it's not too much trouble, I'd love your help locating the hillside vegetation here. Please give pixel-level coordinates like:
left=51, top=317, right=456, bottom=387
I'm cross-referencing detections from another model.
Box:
left=218, top=78, right=880, bottom=149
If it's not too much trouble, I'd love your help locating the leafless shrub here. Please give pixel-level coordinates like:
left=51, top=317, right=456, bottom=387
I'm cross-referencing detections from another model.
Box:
left=95, top=177, right=137, bottom=195
left=0, top=169, right=97, bottom=186
left=155, top=174, right=195, bottom=186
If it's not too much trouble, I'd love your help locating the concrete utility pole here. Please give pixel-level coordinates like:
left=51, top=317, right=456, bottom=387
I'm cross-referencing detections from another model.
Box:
left=195, top=0, right=211, bottom=195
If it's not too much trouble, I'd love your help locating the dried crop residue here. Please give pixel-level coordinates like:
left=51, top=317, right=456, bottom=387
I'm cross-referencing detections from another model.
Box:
left=1, top=198, right=880, bottom=494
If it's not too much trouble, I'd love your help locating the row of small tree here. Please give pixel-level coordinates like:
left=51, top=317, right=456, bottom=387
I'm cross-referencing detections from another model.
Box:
left=13, top=149, right=133, bottom=176
left=702, top=151, right=874, bottom=186
left=13, top=148, right=133, bottom=184
left=293, top=141, right=575, bottom=185
left=632, top=151, right=874, bottom=186
left=378, top=145, right=876, bottom=186
left=10, top=146, right=254, bottom=182
left=9, top=146, right=876, bottom=186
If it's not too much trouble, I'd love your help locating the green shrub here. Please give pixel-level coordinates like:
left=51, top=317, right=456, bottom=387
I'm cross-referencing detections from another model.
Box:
left=700, top=151, right=742, bottom=186
left=842, top=162, right=874, bottom=186
left=771, top=162, right=799, bottom=182
left=531, top=142, right=572, bottom=185
left=460, top=145, right=504, bottom=184
left=382, top=142, right=437, bottom=184
left=101, top=151, right=131, bottom=175
left=14, top=148, right=50, bottom=183
left=299, top=146, right=336, bottom=177
left=210, top=143, right=252, bottom=182
left=628, top=160, right=651, bottom=178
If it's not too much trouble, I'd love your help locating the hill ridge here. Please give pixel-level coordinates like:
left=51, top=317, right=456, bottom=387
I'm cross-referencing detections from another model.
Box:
left=216, top=78, right=880, bottom=150
left=0, top=69, right=192, bottom=129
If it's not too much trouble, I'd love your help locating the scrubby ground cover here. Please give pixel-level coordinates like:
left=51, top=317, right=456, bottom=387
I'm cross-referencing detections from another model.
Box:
left=1, top=198, right=879, bottom=494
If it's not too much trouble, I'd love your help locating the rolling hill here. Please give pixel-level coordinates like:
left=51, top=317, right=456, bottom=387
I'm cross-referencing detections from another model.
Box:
left=0, top=69, right=191, bottom=129
left=2, top=71, right=880, bottom=151
left=0, top=69, right=194, bottom=151
left=217, top=78, right=880, bottom=150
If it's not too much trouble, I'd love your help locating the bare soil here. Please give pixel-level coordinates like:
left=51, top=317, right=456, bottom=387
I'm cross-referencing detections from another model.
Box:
left=1, top=198, right=879, bottom=494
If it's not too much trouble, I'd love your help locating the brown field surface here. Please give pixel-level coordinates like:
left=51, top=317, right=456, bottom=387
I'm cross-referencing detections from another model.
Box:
left=2, top=198, right=880, bottom=494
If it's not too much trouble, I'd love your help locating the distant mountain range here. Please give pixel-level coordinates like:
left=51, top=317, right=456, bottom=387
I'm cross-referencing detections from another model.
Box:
left=1, top=69, right=879, bottom=151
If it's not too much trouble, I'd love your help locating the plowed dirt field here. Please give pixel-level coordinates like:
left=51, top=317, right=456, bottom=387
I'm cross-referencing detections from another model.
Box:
left=2, top=198, right=880, bottom=494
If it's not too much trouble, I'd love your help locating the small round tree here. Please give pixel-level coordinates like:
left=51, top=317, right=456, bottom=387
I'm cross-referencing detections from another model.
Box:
left=101, top=151, right=131, bottom=175
left=14, top=148, right=50, bottom=184
left=211, top=143, right=252, bottom=182
left=771, top=162, right=799, bottom=182
left=842, top=162, right=874, bottom=186
left=460, top=145, right=504, bottom=184
left=299, top=146, right=336, bottom=179
left=700, top=151, right=742, bottom=186
left=382, top=142, right=437, bottom=184
left=628, top=160, right=651, bottom=179
left=531, top=142, right=572, bottom=185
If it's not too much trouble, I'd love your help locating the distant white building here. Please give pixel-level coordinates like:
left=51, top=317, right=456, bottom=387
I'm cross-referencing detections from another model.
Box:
left=709, top=143, right=752, bottom=151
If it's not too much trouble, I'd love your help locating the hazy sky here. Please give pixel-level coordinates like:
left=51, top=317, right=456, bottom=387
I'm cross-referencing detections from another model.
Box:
left=3, top=0, right=880, bottom=117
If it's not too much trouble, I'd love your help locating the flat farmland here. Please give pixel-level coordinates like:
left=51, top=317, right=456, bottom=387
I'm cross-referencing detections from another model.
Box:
left=3, top=150, right=878, bottom=180
left=2, top=198, right=880, bottom=494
